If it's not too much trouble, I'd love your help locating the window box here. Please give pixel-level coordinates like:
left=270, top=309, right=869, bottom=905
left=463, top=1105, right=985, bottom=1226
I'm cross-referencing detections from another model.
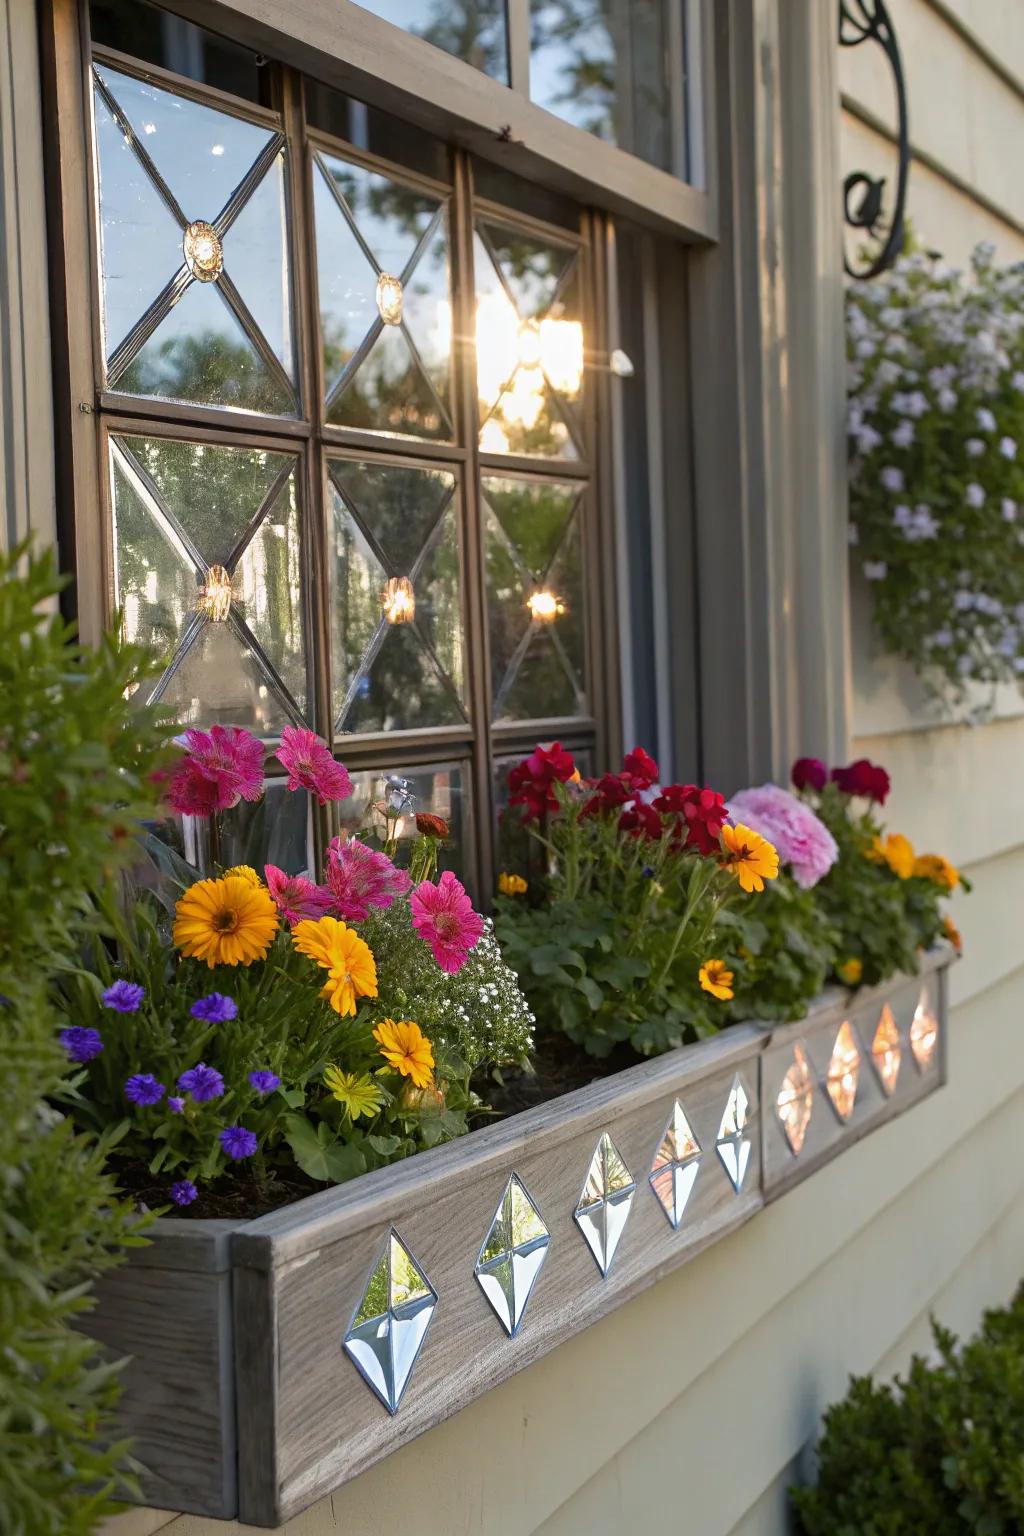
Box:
left=86, top=946, right=951, bottom=1526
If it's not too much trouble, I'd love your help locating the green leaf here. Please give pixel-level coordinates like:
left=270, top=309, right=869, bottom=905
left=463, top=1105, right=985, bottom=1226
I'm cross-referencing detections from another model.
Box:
left=283, top=1115, right=366, bottom=1184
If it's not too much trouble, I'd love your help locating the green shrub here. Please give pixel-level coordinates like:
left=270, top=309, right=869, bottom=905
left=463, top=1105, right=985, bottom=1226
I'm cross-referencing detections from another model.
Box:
left=0, top=544, right=172, bottom=1533
left=792, top=1285, right=1024, bottom=1534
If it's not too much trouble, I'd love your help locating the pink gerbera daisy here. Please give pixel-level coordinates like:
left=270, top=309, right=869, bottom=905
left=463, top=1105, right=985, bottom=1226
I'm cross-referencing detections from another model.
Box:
left=277, top=727, right=353, bottom=806
left=324, top=837, right=410, bottom=921
left=409, top=870, right=484, bottom=975
left=264, top=865, right=336, bottom=926
left=164, top=725, right=265, bottom=817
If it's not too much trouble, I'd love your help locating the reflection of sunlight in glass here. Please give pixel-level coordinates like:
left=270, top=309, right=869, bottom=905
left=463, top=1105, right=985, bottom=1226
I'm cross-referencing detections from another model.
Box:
left=826, top=1020, right=860, bottom=1122
left=526, top=589, right=563, bottom=623
left=474, top=291, right=584, bottom=445
left=910, top=990, right=939, bottom=1070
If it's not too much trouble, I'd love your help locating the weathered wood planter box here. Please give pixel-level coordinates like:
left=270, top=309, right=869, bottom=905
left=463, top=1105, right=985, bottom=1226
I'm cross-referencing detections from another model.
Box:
left=88, top=948, right=951, bottom=1526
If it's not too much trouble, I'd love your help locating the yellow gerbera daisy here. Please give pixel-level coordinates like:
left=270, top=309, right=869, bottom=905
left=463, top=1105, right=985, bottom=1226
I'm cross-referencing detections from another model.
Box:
left=720, top=822, right=780, bottom=893
left=913, top=852, right=960, bottom=891
left=223, top=864, right=263, bottom=887
left=373, top=1018, right=435, bottom=1089
left=699, top=958, right=734, bottom=1000
left=173, top=875, right=279, bottom=968
left=837, top=957, right=864, bottom=986
left=498, top=871, right=528, bottom=896
left=323, top=1065, right=383, bottom=1120
left=292, top=915, right=377, bottom=1016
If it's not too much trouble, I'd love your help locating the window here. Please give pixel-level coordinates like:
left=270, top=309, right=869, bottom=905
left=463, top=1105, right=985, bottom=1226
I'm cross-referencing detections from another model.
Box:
left=50, top=0, right=702, bottom=898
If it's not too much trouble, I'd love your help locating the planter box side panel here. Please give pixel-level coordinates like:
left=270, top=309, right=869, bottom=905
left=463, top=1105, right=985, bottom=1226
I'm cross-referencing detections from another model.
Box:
left=236, top=1038, right=765, bottom=1525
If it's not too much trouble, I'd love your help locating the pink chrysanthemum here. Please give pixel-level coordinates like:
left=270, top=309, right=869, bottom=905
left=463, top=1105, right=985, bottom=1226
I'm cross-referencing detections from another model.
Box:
left=726, top=784, right=838, bottom=889
left=277, top=727, right=353, bottom=806
left=324, top=837, right=410, bottom=921
left=264, top=865, right=336, bottom=926
left=164, top=726, right=265, bottom=817
left=409, top=870, right=484, bottom=974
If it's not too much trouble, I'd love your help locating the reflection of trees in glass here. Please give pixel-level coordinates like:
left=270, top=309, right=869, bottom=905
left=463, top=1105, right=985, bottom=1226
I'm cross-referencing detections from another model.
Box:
left=119, top=327, right=291, bottom=416
left=356, top=0, right=508, bottom=81
left=354, top=1252, right=391, bottom=1323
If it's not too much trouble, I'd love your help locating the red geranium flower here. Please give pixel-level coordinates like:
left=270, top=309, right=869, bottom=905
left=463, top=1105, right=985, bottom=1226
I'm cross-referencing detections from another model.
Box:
left=830, top=758, right=891, bottom=804
left=621, top=747, right=659, bottom=790
left=507, top=741, right=578, bottom=821
left=792, top=756, right=828, bottom=793
left=653, top=784, right=727, bottom=856
left=580, top=772, right=633, bottom=819
left=619, top=801, right=663, bottom=841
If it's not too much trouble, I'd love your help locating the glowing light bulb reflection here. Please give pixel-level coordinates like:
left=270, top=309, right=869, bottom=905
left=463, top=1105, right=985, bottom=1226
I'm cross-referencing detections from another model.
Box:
left=474, top=291, right=584, bottom=442
left=376, top=273, right=404, bottom=325
left=197, top=564, right=233, bottom=622
left=381, top=576, right=415, bottom=624
left=183, top=220, right=223, bottom=283
left=526, top=589, right=563, bottom=623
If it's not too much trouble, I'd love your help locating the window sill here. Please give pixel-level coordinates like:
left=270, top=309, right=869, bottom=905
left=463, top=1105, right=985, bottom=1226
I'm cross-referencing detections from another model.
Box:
left=86, top=946, right=952, bottom=1526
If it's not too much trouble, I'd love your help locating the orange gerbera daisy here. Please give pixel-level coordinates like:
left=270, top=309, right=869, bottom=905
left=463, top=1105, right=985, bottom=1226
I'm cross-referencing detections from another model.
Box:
left=173, top=875, right=279, bottom=968
left=373, top=1018, right=435, bottom=1089
left=291, top=915, right=378, bottom=1016
left=720, top=822, right=779, bottom=893
left=699, top=959, right=734, bottom=1001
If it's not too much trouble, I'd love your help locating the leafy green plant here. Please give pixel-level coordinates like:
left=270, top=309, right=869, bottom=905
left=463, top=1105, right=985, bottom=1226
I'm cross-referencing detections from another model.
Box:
left=792, top=1285, right=1024, bottom=1534
left=717, top=872, right=841, bottom=1025
left=0, top=543, right=173, bottom=1533
left=847, top=243, right=1024, bottom=710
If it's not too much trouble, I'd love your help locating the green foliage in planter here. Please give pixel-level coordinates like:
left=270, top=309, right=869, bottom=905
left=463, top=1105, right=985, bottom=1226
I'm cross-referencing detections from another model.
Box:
left=792, top=1284, right=1024, bottom=1534
left=0, top=544, right=173, bottom=1533
left=847, top=244, right=1024, bottom=709
left=717, top=872, right=841, bottom=1025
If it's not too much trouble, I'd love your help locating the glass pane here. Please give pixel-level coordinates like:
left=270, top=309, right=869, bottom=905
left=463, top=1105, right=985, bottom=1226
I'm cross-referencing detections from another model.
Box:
left=314, top=151, right=453, bottom=441
left=327, top=463, right=467, bottom=733
left=90, top=0, right=273, bottom=106
left=482, top=475, right=586, bottom=721
left=348, top=0, right=509, bottom=83
left=306, top=82, right=451, bottom=186
left=335, top=761, right=469, bottom=878
left=110, top=433, right=308, bottom=735
left=157, top=776, right=312, bottom=875
left=92, top=64, right=296, bottom=414
left=493, top=746, right=591, bottom=879
left=475, top=226, right=583, bottom=459
left=529, top=0, right=673, bottom=173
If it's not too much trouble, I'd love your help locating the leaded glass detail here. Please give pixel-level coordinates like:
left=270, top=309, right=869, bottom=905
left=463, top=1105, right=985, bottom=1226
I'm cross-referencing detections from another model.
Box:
left=649, top=1100, right=702, bottom=1228
left=327, top=460, right=466, bottom=734
left=716, top=1074, right=755, bottom=1193
left=825, top=1019, right=861, bottom=1124
left=343, top=1229, right=437, bottom=1414
left=483, top=475, right=586, bottom=722
left=109, top=433, right=307, bottom=734
left=574, top=1133, right=635, bottom=1276
left=92, top=63, right=295, bottom=414
left=474, top=223, right=584, bottom=459
left=910, top=987, right=939, bottom=1071
left=776, top=1045, right=814, bottom=1156
left=475, top=1174, right=550, bottom=1336
left=313, top=150, right=453, bottom=440
left=871, top=1003, right=902, bottom=1097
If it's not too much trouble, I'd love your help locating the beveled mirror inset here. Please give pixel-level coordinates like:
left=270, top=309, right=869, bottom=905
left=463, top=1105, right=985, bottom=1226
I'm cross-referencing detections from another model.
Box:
left=910, top=988, right=939, bottom=1071
left=776, top=1044, right=814, bottom=1156
left=475, top=1173, right=550, bottom=1337
left=716, top=1074, right=754, bottom=1193
left=871, top=1003, right=902, bottom=1096
left=649, top=1100, right=701, bottom=1229
left=825, top=1019, right=861, bottom=1124
left=343, top=1229, right=437, bottom=1415
left=574, top=1133, right=635, bottom=1277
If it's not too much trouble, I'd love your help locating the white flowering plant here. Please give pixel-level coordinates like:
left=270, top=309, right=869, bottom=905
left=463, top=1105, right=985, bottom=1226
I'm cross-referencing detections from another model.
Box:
left=847, top=243, right=1024, bottom=705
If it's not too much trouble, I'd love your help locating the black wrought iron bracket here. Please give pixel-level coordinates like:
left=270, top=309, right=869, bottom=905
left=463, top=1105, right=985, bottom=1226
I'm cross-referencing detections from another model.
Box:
left=839, top=0, right=910, bottom=279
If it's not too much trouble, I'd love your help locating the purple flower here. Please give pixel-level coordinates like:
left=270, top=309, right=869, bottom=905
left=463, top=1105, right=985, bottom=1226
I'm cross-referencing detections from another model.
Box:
left=169, top=1180, right=198, bottom=1207
left=220, top=1125, right=257, bottom=1161
left=167, top=1096, right=185, bottom=1115
left=248, top=1070, right=280, bottom=1096
left=177, top=1062, right=225, bottom=1103
left=727, top=783, right=839, bottom=889
left=59, top=1026, right=103, bottom=1064
left=125, top=1073, right=165, bottom=1106
left=102, top=981, right=145, bottom=1013
left=190, top=993, right=238, bottom=1023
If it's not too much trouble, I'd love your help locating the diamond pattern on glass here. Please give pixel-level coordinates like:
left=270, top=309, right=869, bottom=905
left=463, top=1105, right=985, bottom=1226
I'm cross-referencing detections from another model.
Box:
left=776, top=1044, right=814, bottom=1156
left=343, top=1229, right=437, bottom=1415
left=109, top=433, right=307, bottom=735
left=574, top=1133, right=635, bottom=1277
left=92, top=64, right=295, bottom=413
left=871, top=1003, right=902, bottom=1097
left=475, top=1174, right=550, bottom=1336
left=716, top=1074, right=754, bottom=1193
left=825, top=1019, right=861, bottom=1124
left=483, top=476, right=586, bottom=723
left=327, top=461, right=466, bottom=734
left=474, top=223, right=583, bottom=459
left=910, top=987, right=939, bottom=1071
left=313, top=151, right=452, bottom=440
left=649, top=1100, right=702, bottom=1228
